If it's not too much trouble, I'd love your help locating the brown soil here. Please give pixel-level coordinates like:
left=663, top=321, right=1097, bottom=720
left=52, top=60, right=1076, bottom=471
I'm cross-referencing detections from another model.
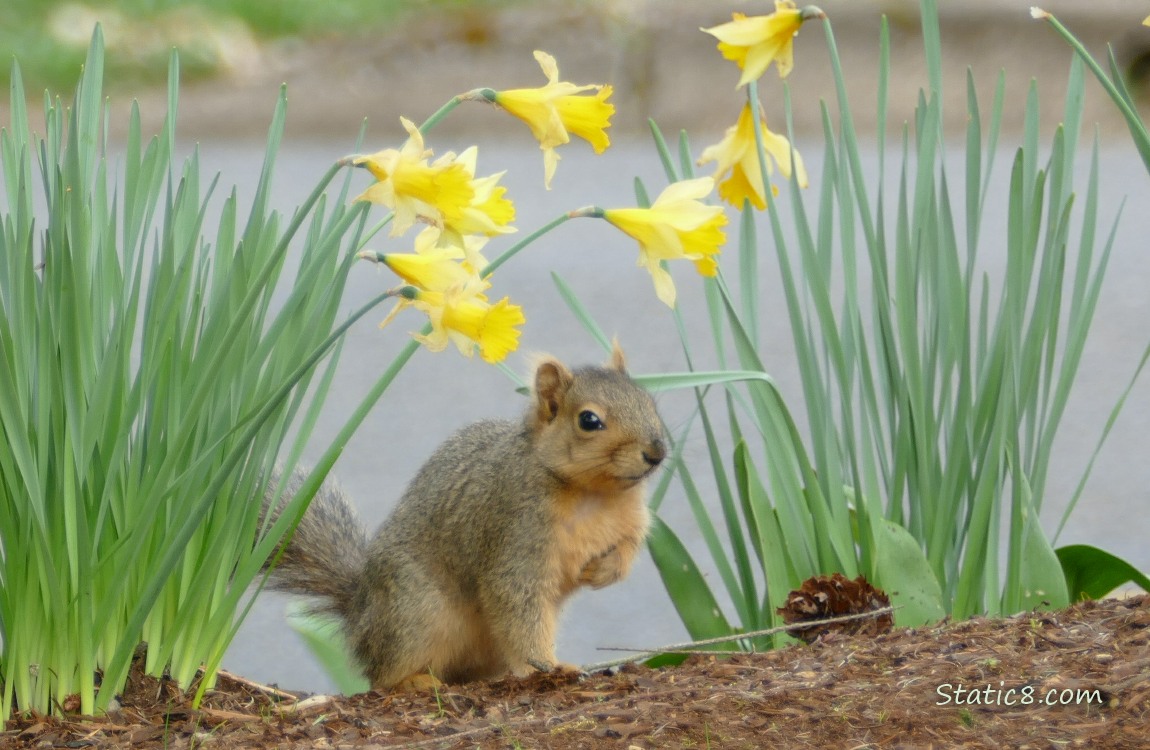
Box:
left=6, top=595, right=1148, bottom=749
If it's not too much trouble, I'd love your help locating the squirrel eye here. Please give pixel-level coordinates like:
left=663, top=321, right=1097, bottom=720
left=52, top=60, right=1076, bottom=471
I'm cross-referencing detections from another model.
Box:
left=578, top=410, right=605, bottom=431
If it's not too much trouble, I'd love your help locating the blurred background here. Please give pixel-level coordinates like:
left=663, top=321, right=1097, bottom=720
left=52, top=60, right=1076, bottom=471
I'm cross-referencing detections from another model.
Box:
left=3, top=0, right=1150, bottom=694
left=4, top=0, right=1150, bottom=139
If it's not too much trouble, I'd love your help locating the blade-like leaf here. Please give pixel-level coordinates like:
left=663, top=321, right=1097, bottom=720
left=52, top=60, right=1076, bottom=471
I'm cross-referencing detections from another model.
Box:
left=1057, top=545, right=1150, bottom=601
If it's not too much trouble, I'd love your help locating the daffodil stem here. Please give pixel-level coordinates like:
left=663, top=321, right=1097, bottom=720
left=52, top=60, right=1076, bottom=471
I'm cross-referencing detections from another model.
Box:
left=357, top=213, right=395, bottom=250
left=568, top=206, right=604, bottom=219
left=418, top=96, right=465, bottom=136
left=333, top=334, right=423, bottom=454
left=480, top=212, right=573, bottom=278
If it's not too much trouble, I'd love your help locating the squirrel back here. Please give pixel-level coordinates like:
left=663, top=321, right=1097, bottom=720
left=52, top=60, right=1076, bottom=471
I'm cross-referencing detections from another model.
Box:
left=264, top=344, right=666, bottom=690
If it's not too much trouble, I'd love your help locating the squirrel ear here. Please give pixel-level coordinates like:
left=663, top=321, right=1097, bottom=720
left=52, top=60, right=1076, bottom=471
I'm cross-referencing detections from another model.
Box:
left=533, top=358, right=573, bottom=423
left=608, top=338, right=628, bottom=373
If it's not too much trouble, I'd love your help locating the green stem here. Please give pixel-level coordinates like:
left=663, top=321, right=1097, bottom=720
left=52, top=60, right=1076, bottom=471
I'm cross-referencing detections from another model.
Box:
left=418, top=95, right=465, bottom=135
left=357, top=213, right=395, bottom=250
left=279, top=162, right=344, bottom=257
left=746, top=82, right=777, bottom=213
left=480, top=212, right=573, bottom=278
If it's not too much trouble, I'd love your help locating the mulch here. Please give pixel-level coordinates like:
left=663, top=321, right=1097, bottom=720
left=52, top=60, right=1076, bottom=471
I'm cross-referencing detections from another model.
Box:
left=5, top=595, right=1148, bottom=749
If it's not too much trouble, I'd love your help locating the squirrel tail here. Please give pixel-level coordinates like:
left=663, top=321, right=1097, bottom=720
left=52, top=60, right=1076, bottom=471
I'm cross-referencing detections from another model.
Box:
left=262, top=468, right=366, bottom=617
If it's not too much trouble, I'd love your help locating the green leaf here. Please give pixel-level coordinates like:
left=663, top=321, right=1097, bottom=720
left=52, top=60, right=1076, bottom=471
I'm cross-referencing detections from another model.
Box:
left=1056, top=545, right=1150, bottom=602
left=647, top=118, right=680, bottom=183
left=1015, top=521, right=1070, bottom=611
left=1037, top=13, right=1150, bottom=174
left=551, top=272, right=612, bottom=353
left=733, top=443, right=799, bottom=642
left=646, top=515, right=733, bottom=641
left=633, top=369, right=778, bottom=394
left=1010, top=475, right=1070, bottom=613
left=869, top=516, right=945, bottom=627
left=644, top=652, right=691, bottom=668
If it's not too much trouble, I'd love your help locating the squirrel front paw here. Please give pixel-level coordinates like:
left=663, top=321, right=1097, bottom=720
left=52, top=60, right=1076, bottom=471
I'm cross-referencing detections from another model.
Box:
left=577, top=545, right=625, bottom=589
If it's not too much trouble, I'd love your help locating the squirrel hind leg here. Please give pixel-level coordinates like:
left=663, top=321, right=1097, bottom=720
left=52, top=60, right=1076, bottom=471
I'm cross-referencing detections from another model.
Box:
left=354, top=609, right=448, bottom=691
left=352, top=584, right=507, bottom=690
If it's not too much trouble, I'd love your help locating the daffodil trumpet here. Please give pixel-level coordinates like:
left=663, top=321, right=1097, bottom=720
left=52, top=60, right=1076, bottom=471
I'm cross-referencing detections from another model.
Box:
left=382, top=280, right=526, bottom=364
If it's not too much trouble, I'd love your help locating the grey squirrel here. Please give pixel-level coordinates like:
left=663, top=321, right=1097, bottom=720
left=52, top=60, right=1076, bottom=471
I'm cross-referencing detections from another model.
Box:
left=264, top=345, right=666, bottom=690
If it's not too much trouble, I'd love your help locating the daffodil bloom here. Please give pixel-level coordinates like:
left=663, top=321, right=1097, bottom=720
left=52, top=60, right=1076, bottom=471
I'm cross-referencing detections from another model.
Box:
left=438, top=146, right=517, bottom=245
left=487, top=51, right=614, bottom=189
left=698, top=103, right=809, bottom=210
left=411, top=225, right=491, bottom=276
left=702, top=1, right=823, bottom=87
left=405, top=281, right=525, bottom=363
left=599, top=177, right=728, bottom=308
left=1144, top=14, right=1149, bottom=26
left=376, top=247, right=481, bottom=293
left=354, top=117, right=474, bottom=236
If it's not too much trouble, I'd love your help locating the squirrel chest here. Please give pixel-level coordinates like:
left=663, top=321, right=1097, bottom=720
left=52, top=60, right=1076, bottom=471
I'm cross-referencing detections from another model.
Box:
left=547, top=485, right=651, bottom=595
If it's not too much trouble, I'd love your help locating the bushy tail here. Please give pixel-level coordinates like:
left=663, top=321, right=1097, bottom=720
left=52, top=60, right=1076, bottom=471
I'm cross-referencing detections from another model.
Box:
left=262, top=468, right=366, bottom=617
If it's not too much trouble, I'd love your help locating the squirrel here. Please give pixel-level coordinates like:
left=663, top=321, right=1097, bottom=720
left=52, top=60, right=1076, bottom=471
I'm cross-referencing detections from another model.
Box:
left=263, top=344, right=667, bottom=691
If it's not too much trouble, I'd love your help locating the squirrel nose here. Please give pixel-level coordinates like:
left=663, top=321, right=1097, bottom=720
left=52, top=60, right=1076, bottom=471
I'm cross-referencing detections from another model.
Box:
left=642, top=438, right=666, bottom=467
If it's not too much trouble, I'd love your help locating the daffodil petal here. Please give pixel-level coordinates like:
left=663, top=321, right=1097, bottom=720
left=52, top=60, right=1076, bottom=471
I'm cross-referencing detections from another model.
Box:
left=651, top=176, right=718, bottom=206
left=703, top=2, right=805, bottom=85
left=534, top=50, right=561, bottom=84
left=543, top=146, right=561, bottom=190
left=646, top=261, right=678, bottom=308
left=718, top=164, right=768, bottom=210
left=493, top=52, right=612, bottom=188
left=761, top=128, right=808, bottom=187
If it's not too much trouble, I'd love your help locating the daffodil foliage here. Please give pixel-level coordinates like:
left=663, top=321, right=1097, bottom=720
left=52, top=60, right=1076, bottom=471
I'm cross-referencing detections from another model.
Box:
left=0, top=32, right=384, bottom=716
left=553, top=0, right=1149, bottom=662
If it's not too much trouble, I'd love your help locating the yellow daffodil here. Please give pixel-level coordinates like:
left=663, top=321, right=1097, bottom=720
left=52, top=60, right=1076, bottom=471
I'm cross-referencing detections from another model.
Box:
left=698, top=103, right=809, bottom=210
left=408, top=281, right=525, bottom=364
left=361, top=229, right=521, bottom=362
left=1144, top=15, right=1149, bottom=26
left=411, top=225, right=491, bottom=275
left=702, top=1, right=824, bottom=87
left=485, top=51, right=614, bottom=189
left=597, top=177, right=728, bottom=308
left=376, top=247, right=480, bottom=293
left=438, top=146, right=516, bottom=245
left=353, top=117, right=474, bottom=236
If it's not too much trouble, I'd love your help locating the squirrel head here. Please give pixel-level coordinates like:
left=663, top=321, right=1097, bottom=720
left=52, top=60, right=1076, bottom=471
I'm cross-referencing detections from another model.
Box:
left=528, top=342, right=667, bottom=494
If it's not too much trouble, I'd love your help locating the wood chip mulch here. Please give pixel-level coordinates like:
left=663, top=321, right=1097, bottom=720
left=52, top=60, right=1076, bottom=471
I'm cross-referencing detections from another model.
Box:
left=5, top=595, right=1148, bottom=749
